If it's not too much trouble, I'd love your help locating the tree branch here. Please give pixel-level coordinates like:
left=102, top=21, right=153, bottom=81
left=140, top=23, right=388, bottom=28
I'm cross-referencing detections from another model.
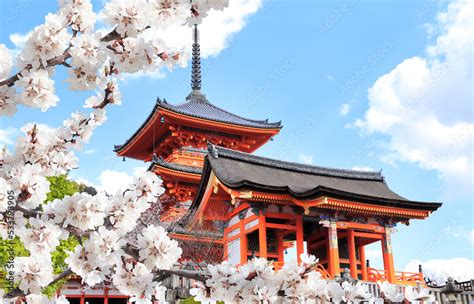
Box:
left=0, top=52, right=72, bottom=87
left=5, top=269, right=73, bottom=299
left=0, top=27, right=123, bottom=88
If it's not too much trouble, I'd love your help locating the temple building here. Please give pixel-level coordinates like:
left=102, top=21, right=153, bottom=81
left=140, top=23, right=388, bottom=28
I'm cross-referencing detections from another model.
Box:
left=113, top=25, right=282, bottom=265
left=181, top=144, right=441, bottom=284
left=113, top=25, right=442, bottom=285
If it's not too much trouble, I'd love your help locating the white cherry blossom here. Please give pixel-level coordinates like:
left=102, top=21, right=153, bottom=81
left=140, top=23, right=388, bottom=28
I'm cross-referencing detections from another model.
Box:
left=17, top=13, right=70, bottom=69
left=405, top=286, right=436, bottom=304
left=0, top=44, right=13, bottom=80
left=70, top=34, right=105, bottom=71
left=103, top=0, right=149, bottom=38
left=18, top=216, right=66, bottom=254
left=14, top=256, right=54, bottom=294
left=137, top=225, right=182, bottom=270
left=0, top=85, right=17, bottom=116
left=17, top=70, right=59, bottom=111
left=59, top=0, right=96, bottom=33
left=8, top=163, right=50, bottom=210
left=378, top=281, right=405, bottom=302
left=148, top=0, right=191, bottom=29
left=112, top=261, right=154, bottom=298
left=108, top=38, right=150, bottom=73
left=45, top=192, right=107, bottom=231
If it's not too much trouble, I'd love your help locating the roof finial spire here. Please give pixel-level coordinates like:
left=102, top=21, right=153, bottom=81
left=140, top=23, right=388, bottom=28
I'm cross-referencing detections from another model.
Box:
left=191, top=24, right=201, bottom=91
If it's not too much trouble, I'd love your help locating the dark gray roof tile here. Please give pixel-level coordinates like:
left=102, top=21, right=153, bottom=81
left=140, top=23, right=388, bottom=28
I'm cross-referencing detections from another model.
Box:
left=158, top=91, right=282, bottom=129
left=148, top=155, right=203, bottom=175
left=200, top=144, right=442, bottom=211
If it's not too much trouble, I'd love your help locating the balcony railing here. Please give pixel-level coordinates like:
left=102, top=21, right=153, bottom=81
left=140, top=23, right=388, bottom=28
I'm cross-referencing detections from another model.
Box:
left=367, top=267, right=424, bottom=286
left=395, top=270, right=424, bottom=285
left=367, top=267, right=388, bottom=282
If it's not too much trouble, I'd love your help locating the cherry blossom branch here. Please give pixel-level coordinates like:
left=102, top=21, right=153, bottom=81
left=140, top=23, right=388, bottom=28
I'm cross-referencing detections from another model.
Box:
left=0, top=28, right=124, bottom=88
left=0, top=52, right=72, bottom=87
left=6, top=269, right=73, bottom=299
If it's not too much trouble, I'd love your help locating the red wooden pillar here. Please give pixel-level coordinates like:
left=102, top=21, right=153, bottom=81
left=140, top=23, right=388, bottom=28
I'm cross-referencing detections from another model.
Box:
left=295, top=214, right=304, bottom=264
left=223, top=228, right=229, bottom=262
left=359, top=244, right=368, bottom=281
left=258, top=211, right=267, bottom=259
left=277, top=232, right=284, bottom=263
left=382, top=228, right=396, bottom=283
left=239, top=213, right=248, bottom=264
left=327, top=220, right=340, bottom=278
left=347, top=229, right=357, bottom=278
left=104, top=288, right=109, bottom=304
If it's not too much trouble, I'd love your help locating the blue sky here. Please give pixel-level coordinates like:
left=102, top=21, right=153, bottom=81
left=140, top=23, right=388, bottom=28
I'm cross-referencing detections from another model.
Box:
left=0, top=0, right=472, bottom=274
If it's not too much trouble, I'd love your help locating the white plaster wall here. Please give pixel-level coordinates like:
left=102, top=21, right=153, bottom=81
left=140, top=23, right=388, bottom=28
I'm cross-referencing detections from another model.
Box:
left=228, top=213, right=240, bottom=226
left=227, top=239, right=241, bottom=266
left=245, top=218, right=259, bottom=230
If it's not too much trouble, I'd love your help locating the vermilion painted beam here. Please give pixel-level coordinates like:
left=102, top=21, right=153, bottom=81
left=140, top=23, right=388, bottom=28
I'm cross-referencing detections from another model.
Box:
left=354, top=231, right=383, bottom=239
left=228, top=203, right=250, bottom=219
left=226, top=214, right=258, bottom=235
left=265, top=212, right=296, bottom=220
left=266, top=223, right=297, bottom=231
left=308, top=239, right=327, bottom=250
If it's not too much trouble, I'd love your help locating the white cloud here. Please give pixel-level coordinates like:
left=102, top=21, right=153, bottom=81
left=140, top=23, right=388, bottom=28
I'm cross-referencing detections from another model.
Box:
left=0, top=127, right=18, bottom=146
left=298, top=153, right=314, bottom=164
left=354, top=0, right=473, bottom=199
left=9, top=32, right=30, bottom=50
left=405, top=258, right=474, bottom=285
left=96, top=166, right=147, bottom=194
left=327, top=75, right=334, bottom=81
left=82, top=149, right=98, bottom=155
left=122, top=69, right=167, bottom=81
left=443, top=226, right=474, bottom=245
left=352, top=166, right=375, bottom=172
left=74, top=166, right=147, bottom=195
left=135, top=0, right=262, bottom=79
left=339, top=103, right=351, bottom=116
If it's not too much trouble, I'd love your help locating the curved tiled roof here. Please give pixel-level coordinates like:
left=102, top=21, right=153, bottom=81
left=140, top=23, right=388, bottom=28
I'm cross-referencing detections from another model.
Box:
left=148, top=155, right=203, bottom=175
left=114, top=91, right=282, bottom=153
left=208, top=144, right=385, bottom=181
left=184, top=145, right=442, bottom=215
left=158, top=91, right=282, bottom=129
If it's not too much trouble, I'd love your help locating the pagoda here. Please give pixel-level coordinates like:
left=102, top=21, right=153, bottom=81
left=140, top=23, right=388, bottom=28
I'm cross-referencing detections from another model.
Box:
left=114, top=25, right=281, bottom=263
